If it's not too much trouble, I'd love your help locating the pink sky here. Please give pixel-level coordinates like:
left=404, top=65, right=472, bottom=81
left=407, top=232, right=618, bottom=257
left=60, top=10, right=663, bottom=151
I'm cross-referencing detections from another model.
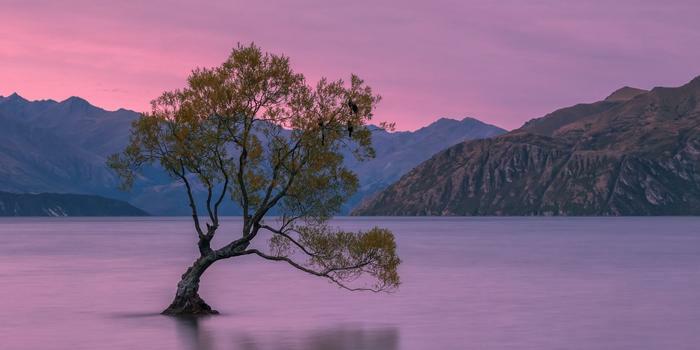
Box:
left=1, top=0, right=699, bottom=130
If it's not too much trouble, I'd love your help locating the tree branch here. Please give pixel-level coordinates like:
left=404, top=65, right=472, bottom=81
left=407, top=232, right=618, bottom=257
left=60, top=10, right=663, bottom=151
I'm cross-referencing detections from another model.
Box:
left=242, top=249, right=383, bottom=292
left=260, top=224, right=327, bottom=259
left=175, top=161, right=204, bottom=239
left=213, top=149, right=229, bottom=222
left=251, top=149, right=308, bottom=223
left=192, top=164, right=216, bottom=229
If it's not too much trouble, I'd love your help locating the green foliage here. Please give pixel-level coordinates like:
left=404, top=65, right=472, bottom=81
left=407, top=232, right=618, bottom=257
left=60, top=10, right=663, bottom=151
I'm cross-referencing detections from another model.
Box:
left=108, top=43, right=400, bottom=292
left=270, top=224, right=400, bottom=291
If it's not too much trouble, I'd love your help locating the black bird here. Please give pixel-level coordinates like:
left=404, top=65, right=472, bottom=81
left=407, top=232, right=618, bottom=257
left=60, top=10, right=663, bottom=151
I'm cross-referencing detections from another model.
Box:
left=318, top=120, right=325, bottom=144
left=347, top=121, right=354, bottom=137
left=347, top=99, right=359, bottom=115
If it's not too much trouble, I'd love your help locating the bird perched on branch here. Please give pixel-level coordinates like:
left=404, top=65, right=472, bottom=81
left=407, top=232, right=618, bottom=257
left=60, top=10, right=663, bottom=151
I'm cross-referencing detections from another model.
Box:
left=347, top=99, right=359, bottom=115
left=347, top=98, right=359, bottom=137
left=318, top=120, right=325, bottom=145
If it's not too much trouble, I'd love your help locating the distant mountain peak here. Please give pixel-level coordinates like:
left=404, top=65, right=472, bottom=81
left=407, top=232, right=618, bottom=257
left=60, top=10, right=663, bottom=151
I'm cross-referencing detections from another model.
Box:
left=460, top=116, right=491, bottom=124
left=604, top=86, right=648, bottom=102
left=6, top=92, right=28, bottom=102
left=62, top=96, right=90, bottom=105
left=432, top=116, right=494, bottom=126
left=433, top=117, right=459, bottom=124
left=60, top=96, right=102, bottom=112
left=0, top=93, right=29, bottom=107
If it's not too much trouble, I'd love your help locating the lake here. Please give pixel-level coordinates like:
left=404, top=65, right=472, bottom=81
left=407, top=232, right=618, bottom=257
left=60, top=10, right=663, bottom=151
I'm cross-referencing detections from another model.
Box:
left=1, top=217, right=700, bottom=349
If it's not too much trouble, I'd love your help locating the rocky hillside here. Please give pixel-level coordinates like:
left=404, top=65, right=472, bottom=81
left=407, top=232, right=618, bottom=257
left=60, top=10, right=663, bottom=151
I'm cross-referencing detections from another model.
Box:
left=0, top=191, right=148, bottom=216
left=353, top=76, right=700, bottom=216
left=0, top=93, right=505, bottom=215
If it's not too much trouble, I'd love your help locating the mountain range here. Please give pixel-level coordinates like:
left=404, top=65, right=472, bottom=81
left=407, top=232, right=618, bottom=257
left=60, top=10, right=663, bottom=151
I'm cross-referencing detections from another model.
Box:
left=0, top=93, right=505, bottom=215
left=354, top=76, right=700, bottom=216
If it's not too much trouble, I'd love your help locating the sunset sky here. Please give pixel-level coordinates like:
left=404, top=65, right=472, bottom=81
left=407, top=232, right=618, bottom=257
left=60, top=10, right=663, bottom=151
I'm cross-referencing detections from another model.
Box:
left=1, top=0, right=699, bottom=130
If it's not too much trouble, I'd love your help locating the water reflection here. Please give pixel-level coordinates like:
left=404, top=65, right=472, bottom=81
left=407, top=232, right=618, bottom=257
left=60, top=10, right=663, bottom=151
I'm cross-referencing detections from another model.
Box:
left=174, top=316, right=216, bottom=350
left=173, top=316, right=399, bottom=350
left=234, top=326, right=399, bottom=350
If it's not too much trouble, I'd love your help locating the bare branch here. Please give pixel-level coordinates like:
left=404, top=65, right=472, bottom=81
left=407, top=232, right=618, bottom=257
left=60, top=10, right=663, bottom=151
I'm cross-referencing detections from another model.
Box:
left=260, top=224, right=327, bottom=259
left=236, top=123, right=251, bottom=228
left=175, top=161, right=204, bottom=238
left=213, top=149, right=229, bottom=221
left=191, top=164, right=216, bottom=229
left=242, top=249, right=384, bottom=292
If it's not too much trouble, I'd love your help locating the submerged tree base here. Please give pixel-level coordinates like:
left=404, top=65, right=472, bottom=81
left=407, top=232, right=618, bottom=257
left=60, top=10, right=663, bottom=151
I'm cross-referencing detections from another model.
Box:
left=161, top=294, right=219, bottom=316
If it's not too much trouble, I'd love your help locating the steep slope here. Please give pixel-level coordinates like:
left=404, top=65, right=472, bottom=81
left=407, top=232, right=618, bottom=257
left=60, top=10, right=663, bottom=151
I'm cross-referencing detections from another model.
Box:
left=0, top=191, right=148, bottom=216
left=0, top=94, right=505, bottom=215
left=353, top=76, right=700, bottom=216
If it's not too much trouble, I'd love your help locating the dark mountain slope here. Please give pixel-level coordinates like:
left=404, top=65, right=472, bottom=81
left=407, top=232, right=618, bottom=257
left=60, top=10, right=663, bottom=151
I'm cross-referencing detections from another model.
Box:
left=0, top=191, right=148, bottom=216
left=353, top=76, right=700, bottom=216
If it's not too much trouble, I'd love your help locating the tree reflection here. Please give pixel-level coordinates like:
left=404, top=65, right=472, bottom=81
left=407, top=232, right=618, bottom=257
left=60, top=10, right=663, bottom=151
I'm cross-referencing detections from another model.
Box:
left=174, top=316, right=398, bottom=350
left=174, top=316, right=215, bottom=350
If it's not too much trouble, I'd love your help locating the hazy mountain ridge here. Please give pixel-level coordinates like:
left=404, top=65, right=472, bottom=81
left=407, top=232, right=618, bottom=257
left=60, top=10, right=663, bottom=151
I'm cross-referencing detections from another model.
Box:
left=0, top=93, right=152, bottom=191
left=341, top=117, right=505, bottom=211
left=353, top=76, right=700, bottom=216
left=0, top=93, right=505, bottom=215
left=0, top=191, right=148, bottom=216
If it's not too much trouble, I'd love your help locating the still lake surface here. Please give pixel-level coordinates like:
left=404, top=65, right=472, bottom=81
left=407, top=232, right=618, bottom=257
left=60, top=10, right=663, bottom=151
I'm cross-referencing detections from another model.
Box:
left=1, top=217, right=700, bottom=349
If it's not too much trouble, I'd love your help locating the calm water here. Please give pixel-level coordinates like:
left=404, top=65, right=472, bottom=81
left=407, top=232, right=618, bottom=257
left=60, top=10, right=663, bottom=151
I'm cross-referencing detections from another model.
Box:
left=1, top=217, right=700, bottom=350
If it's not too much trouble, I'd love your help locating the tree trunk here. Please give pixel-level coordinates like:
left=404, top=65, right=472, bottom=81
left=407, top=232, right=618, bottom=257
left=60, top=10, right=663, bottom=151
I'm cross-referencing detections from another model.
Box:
left=162, top=255, right=219, bottom=316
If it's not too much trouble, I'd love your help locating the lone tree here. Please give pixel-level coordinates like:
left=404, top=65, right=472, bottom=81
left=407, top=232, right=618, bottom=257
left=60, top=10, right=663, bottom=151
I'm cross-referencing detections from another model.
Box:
left=108, top=44, right=401, bottom=316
